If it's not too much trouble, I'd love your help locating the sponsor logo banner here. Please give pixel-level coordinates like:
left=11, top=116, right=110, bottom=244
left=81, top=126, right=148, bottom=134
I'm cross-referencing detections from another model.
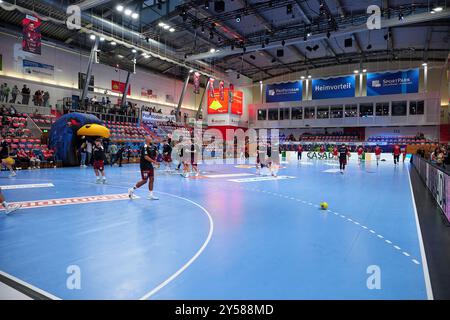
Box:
left=22, top=60, right=54, bottom=79
left=231, top=90, right=243, bottom=115
left=0, top=194, right=135, bottom=211
left=312, top=76, right=355, bottom=100
left=266, top=81, right=302, bottom=103
left=367, top=69, right=419, bottom=96
left=207, top=88, right=229, bottom=114
left=142, top=111, right=176, bottom=122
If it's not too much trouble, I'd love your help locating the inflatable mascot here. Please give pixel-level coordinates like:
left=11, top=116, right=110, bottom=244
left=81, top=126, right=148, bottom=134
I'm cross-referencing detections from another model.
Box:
left=49, top=113, right=110, bottom=166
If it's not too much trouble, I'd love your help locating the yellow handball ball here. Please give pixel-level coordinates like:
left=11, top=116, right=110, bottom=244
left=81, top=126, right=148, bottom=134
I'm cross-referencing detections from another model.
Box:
left=320, top=202, right=329, bottom=210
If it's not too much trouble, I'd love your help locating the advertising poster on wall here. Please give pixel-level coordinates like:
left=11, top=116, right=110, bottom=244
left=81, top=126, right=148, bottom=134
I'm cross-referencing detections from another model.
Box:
left=231, top=90, right=243, bottom=115
left=22, top=15, right=42, bottom=55
left=112, top=80, right=131, bottom=96
left=22, top=60, right=54, bottom=79
left=312, top=76, right=355, bottom=100
left=266, top=81, right=302, bottom=103
left=207, top=88, right=229, bottom=114
left=367, top=69, right=419, bottom=96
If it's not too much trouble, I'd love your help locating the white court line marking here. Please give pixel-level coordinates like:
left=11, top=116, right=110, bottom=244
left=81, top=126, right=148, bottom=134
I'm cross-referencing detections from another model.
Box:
left=403, top=252, right=411, bottom=257
left=140, top=191, right=214, bottom=300
left=407, top=168, right=434, bottom=300
left=385, top=240, right=392, bottom=244
left=0, top=183, right=54, bottom=190
left=394, top=245, right=401, bottom=250
left=204, top=173, right=254, bottom=178
left=0, top=271, right=61, bottom=300
left=244, top=185, right=423, bottom=268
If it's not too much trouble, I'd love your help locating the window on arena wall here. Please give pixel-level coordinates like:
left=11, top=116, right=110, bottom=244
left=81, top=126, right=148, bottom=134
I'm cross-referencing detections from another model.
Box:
left=268, top=108, right=279, bottom=120
left=257, top=109, right=267, bottom=120
left=409, top=100, right=425, bottom=115
left=291, top=107, right=303, bottom=120
left=392, top=101, right=407, bottom=116
left=359, top=103, right=374, bottom=117
left=317, top=106, right=330, bottom=119
left=304, top=107, right=316, bottom=119
left=330, top=105, right=343, bottom=118
left=375, top=102, right=390, bottom=116
left=345, top=104, right=357, bottom=117
left=280, top=108, right=290, bottom=120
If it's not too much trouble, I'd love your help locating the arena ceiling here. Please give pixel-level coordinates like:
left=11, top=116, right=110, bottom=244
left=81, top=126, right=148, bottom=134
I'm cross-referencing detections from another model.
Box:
left=0, top=0, right=449, bottom=82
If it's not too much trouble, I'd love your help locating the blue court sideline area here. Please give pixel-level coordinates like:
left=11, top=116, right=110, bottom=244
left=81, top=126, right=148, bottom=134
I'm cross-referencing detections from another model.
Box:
left=0, top=160, right=431, bottom=300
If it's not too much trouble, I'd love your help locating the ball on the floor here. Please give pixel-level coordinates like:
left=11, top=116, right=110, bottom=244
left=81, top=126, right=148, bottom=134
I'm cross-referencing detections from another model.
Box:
left=320, top=202, right=329, bottom=210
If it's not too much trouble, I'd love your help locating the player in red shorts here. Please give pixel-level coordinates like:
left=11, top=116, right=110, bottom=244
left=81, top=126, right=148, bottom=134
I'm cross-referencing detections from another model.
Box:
left=92, top=138, right=107, bottom=184
left=332, top=145, right=338, bottom=161
left=297, top=144, right=303, bottom=161
left=128, top=136, right=159, bottom=200
left=374, top=144, right=382, bottom=166
left=401, top=145, right=407, bottom=163
left=319, top=145, right=325, bottom=154
left=393, top=144, right=401, bottom=165
left=357, top=145, right=364, bottom=165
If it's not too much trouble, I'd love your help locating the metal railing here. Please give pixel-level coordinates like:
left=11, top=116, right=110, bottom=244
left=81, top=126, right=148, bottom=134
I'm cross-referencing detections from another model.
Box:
left=68, top=109, right=139, bottom=125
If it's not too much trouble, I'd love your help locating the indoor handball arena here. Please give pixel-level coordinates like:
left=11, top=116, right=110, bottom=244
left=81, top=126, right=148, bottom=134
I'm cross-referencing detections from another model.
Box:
left=0, top=0, right=450, bottom=304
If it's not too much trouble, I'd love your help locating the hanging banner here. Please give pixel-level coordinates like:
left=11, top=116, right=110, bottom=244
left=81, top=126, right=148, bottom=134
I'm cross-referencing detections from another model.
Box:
left=22, top=60, right=54, bottom=79
left=22, top=15, right=42, bottom=55
left=141, top=88, right=157, bottom=100
left=208, top=78, right=215, bottom=98
left=229, top=83, right=234, bottom=103
left=207, top=88, right=229, bottom=114
left=219, top=80, right=225, bottom=101
left=367, top=69, right=419, bottom=96
left=266, top=81, right=302, bottom=103
left=78, top=72, right=94, bottom=92
left=312, top=76, right=355, bottom=100
left=231, top=90, right=243, bottom=116
left=111, top=80, right=131, bottom=96
left=193, top=72, right=201, bottom=94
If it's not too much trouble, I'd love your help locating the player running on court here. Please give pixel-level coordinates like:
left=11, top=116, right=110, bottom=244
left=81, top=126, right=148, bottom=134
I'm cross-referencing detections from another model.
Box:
left=128, top=136, right=159, bottom=200
left=0, top=136, right=16, bottom=178
left=375, top=144, right=382, bottom=166
left=92, top=138, right=107, bottom=184
left=0, top=188, right=21, bottom=214
left=338, top=143, right=349, bottom=174
left=393, top=144, right=401, bottom=165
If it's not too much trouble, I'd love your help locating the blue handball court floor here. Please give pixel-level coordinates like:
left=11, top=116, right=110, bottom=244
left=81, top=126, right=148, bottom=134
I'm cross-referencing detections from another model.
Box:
left=0, top=160, right=432, bottom=300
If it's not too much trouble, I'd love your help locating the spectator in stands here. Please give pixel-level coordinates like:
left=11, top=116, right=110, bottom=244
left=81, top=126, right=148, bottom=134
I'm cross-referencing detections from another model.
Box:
left=0, top=84, right=3, bottom=102
left=1, top=84, right=10, bottom=103
left=43, top=91, right=50, bottom=107
left=28, top=150, right=41, bottom=169
left=10, top=85, right=19, bottom=104
left=16, top=149, right=30, bottom=168
left=21, top=85, right=30, bottom=105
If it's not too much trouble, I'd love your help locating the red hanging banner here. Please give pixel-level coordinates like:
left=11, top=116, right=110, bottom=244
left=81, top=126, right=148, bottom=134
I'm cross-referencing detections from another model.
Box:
left=22, top=15, right=42, bottom=55
left=193, top=72, right=201, bottom=94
